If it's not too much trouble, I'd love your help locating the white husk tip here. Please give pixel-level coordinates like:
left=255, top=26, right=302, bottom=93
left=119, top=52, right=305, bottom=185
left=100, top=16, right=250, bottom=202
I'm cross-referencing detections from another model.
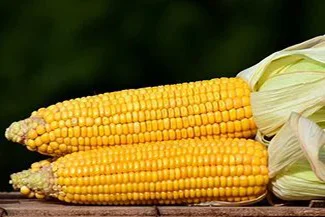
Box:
left=268, top=112, right=325, bottom=181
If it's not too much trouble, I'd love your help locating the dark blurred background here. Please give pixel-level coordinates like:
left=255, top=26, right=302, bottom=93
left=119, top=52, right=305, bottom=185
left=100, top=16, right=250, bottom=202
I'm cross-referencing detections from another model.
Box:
left=0, top=0, right=324, bottom=191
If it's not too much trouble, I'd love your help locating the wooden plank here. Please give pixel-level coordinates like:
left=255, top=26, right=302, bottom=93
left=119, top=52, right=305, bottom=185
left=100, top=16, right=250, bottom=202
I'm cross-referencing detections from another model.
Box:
left=2, top=202, right=325, bottom=217
left=0, top=192, right=24, bottom=200
left=309, top=200, right=325, bottom=208
left=159, top=206, right=325, bottom=217
left=1, top=193, right=325, bottom=217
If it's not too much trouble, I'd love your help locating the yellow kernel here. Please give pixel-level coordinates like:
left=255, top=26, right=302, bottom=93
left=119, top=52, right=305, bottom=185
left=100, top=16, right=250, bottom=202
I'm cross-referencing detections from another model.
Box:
left=85, top=117, right=94, bottom=127
left=37, top=144, right=48, bottom=153
left=49, top=142, right=59, bottom=150
left=35, top=193, right=45, bottom=199
left=26, top=140, right=36, bottom=149
left=61, top=127, right=68, bottom=137
left=260, top=165, right=268, bottom=175
left=221, top=111, right=229, bottom=122
left=239, top=176, right=248, bottom=187
left=36, top=125, right=46, bottom=135
left=243, top=165, right=252, bottom=176
left=59, top=144, right=67, bottom=152
left=214, top=111, right=222, bottom=122
left=241, top=118, right=250, bottom=131
left=27, top=130, right=38, bottom=140
left=252, top=166, right=260, bottom=175
left=34, top=137, right=43, bottom=147
left=246, top=187, right=254, bottom=196
left=40, top=133, right=50, bottom=144
left=218, top=100, right=226, bottom=111
left=20, top=186, right=31, bottom=195
left=44, top=113, right=54, bottom=123
left=233, top=97, right=242, bottom=108
left=212, top=188, right=219, bottom=197
left=255, top=175, right=264, bottom=186
left=227, top=122, right=235, bottom=133
left=231, top=187, right=239, bottom=197
left=225, top=98, right=234, bottom=110
left=254, top=186, right=265, bottom=195
left=46, top=146, right=54, bottom=154
left=53, top=112, right=61, bottom=121
left=236, top=108, right=245, bottom=120
left=239, top=187, right=246, bottom=197
left=242, top=96, right=250, bottom=106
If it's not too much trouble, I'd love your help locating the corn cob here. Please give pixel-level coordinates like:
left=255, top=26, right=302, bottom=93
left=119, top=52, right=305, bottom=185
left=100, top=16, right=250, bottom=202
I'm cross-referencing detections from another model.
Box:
left=5, top=77, right=256, bottom=156
left=10, top=137, right=268, bottom=205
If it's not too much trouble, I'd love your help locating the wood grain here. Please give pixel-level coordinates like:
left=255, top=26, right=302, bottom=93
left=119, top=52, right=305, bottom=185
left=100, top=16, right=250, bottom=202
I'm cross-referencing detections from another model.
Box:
left=1, top=193, right=324, bottom=217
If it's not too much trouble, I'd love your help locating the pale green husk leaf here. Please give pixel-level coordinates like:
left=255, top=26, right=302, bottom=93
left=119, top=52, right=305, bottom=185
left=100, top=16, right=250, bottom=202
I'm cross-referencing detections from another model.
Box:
left=268, top=112, right=325, bottom=200
left=271, top=161, right=325, bottom=200
left=252, top=74, right=325, bottom=138
left=237, top=35, right=325, bottom=138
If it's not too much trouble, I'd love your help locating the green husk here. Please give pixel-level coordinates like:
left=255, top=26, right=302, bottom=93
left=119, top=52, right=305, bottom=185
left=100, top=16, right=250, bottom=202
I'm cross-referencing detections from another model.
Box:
left=268, top=112, right=325, bottom=200
left=237, top=35, right=325, bottom=140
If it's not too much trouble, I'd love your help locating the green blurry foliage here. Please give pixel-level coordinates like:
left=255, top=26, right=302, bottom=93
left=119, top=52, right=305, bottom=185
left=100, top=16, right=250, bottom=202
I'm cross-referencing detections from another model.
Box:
left=0, top=0, right=324, bottom=190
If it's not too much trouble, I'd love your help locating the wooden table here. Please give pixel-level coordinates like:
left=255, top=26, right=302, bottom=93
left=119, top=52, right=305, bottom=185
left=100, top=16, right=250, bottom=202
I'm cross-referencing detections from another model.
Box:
left=1, top=193, right=324, bottom=217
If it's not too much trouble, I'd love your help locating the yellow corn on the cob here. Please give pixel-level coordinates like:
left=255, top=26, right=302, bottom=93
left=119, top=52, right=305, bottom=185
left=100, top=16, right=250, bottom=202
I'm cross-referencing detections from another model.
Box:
left=10, top=137, right=268, bottom=205
left=5, top=77, right=256, bottom=156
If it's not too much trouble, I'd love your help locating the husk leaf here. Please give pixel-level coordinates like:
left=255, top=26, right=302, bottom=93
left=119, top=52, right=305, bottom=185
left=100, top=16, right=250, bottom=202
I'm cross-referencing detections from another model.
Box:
left=238, top=35, right=325, bottom=90
left=268, top=112, right=325, bottom=200
left=237, top=35, right=325, bottom=138
left=271, top=161, right=325, bottom=200
left=252, top=73, right=325, bottom=138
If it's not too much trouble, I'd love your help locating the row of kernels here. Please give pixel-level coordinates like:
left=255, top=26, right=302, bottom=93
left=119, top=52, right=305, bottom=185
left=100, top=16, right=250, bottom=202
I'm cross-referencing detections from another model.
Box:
left=60, top=186, right=265, bottom=204
left=39, top=78, right=249, bottom=112
left=62, top=142, right=265, bottom=165
left=30, top=116, right=255, bottom=140
left=107, top=107, right=252, bottom=126
left=64, top=195, right=256, bottom=205
left=40, top=96, right=251, bottom=126
left=36, top=84, right=250, bottom=117
left=35, top=143, right=79, bottom=155
left=55, top=163, right=268, bottom=180
left=36, top=108, right=253, bottom=141
left=61, top=180, right=267, bottom=196
left=27, top=130, right=254, bottom=156
left=26, top=120, right=255, bottom=149
left=26, top=130, right=255, bottom=156
left=67, top=196, right=256, bottom=205
left=54, top=138, right=264, bottom=165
